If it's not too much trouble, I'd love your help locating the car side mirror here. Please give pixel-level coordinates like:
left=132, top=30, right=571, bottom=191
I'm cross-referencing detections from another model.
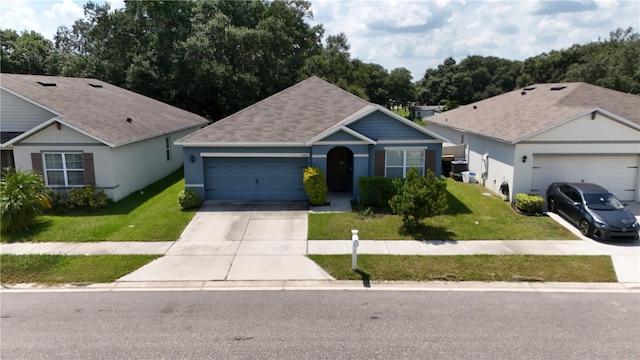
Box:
left=573, top=202, right=582, bottom=208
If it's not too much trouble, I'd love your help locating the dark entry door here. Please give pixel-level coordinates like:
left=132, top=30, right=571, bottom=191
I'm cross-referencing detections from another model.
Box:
left=327, top=147, right=353, bottom=191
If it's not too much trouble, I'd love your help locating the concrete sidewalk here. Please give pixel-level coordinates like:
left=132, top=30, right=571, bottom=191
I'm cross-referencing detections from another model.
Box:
left=2, top=238, right=639, bottom=282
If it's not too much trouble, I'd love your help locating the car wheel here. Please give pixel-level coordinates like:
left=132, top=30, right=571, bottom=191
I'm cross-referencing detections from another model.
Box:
left=548, top=197, right=556, bottom=213
left=578, top=219, right=591, bottom=237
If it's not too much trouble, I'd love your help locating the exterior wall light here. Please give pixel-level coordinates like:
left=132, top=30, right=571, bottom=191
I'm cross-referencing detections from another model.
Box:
left=522, top=155, right=528, bottom=163
left=189, top=155, right=195, bottom=163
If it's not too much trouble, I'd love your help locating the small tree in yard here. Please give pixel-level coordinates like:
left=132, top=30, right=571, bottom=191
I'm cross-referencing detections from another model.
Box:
left=389, top=167, right=448, bottom=229
left=1, top=169, right=52, bottom=232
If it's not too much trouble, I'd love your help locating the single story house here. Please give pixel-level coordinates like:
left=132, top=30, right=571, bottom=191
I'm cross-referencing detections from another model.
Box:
left=424, top=82, right=640, bottom=202
left=176, top=76, right=448, bottom=201
left=1, top=74, right=209, bottom=201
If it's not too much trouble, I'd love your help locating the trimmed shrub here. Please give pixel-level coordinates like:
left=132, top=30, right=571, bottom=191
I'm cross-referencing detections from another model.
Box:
left=515, top=193, right=544, bottom=214
left=358, top=176, right=393, bottom=207
left=303, top=167, right=328, bottom=205
left=56, top=185, right=109, bottom=210
left=0, top=169, right=52, bottom=232
left=178, top=189, right=201, bottom=210
left=389, top=168, right=448, bottom=229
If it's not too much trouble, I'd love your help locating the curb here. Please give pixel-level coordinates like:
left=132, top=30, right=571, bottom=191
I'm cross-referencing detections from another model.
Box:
left=3, top=280, right=640, bottom=293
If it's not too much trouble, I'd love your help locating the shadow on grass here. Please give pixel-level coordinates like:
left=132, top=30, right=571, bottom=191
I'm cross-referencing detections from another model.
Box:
left=2, top=220, right=54, bottom=243
left=354, top=269, right=371, bottom=288
left=442, top=190, right=473, bottom=215
left=49, top=169, right=184, bottom=217
left=399, top=223, right=457, bottom=241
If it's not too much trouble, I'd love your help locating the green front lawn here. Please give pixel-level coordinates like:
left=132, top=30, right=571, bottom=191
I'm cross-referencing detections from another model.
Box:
left=309, top=179, right=577, bottom=240
left=1, top=170, right=197, bottom=243
left=309, top=255, right=616, bottom=282
left=0, top=254, right=160, bottom=285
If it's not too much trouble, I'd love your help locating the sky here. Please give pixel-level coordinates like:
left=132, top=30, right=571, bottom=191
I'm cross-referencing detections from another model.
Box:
left=2, top=0, right=639, bottom=80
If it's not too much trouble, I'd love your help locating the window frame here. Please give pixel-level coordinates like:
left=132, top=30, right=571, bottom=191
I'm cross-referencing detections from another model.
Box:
left=165, top=136, right=171, bottom=161
left=384, top=148, right=425, bottom=178
left=42, top=152, right=85, bottom=187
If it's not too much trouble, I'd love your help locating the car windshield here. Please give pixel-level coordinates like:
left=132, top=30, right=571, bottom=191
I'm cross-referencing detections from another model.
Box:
left=584, top=193, right=625, bottom=211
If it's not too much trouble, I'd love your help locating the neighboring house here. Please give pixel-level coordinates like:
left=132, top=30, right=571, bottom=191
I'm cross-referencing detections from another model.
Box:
left=176, top=76, right=447, bottom=201
left=1, top=74, right=209, bottom=201
left=410, top=105, right=441, bottom=119
left=424, top=83, right=640, bottom=202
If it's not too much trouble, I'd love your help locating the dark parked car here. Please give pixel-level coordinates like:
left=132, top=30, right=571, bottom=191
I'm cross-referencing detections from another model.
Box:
left=546, top=182, right=639, bottom=241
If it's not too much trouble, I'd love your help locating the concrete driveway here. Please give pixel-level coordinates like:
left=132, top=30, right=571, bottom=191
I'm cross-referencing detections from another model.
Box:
left=119, top=202, right=333, bottom=282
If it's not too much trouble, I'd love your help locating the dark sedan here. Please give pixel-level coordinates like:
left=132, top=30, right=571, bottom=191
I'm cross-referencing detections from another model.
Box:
left=546, top=182, right=639, bottom=241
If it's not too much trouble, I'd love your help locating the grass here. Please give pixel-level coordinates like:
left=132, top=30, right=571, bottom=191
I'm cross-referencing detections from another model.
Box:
left=0, top=254, right=159, bottom=285
left=1, top=170, right=197, bottom=243
left=309, top=179, right=578, bottom=240
left=309, top=255, right=617, bottom=282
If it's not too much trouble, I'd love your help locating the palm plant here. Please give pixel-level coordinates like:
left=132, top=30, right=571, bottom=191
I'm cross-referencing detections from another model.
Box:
left=1, top=169, right=52, bottom=232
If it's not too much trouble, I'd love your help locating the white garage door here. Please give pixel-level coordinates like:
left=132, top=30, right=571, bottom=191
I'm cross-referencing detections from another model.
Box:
left=531, top=155, right=638, bottom=201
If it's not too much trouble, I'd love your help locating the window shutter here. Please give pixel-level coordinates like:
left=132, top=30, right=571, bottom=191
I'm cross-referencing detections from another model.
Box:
left=83, top=153, right=96, bottom=185
left=425, top=149, right=436, bottom=175
left=31, top=153, right=43, bottom=176
left=374, top=150, right=385, bottom=176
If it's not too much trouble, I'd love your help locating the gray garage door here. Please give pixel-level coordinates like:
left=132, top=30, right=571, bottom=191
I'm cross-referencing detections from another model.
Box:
left=204, top=157, right=308, bottom=201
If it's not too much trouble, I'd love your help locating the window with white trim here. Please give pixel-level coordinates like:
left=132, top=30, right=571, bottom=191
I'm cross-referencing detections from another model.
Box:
left=43, top=153, right=85, bottom=186
left=385, top=149, right=424, bottom=178
left=165, top=136, right=171, bottom=161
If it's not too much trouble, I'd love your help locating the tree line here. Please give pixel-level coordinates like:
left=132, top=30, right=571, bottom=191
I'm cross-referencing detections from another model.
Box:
left=2, top=0, right=638, bottom=121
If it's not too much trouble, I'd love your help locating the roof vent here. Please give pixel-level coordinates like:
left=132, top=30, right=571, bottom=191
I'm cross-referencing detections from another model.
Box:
left=37, top=81, right=56, bottom=87
left=126, top=118, right=133, bottom=123
left=89, top=83, right=103, bottom=88
left=473, top=105, right=477, bottom=110
left=521, top=91, right=527, bottom=96
left=550, top=86, right=566, bottom=91
left=523, top=87, right=536, bottom=91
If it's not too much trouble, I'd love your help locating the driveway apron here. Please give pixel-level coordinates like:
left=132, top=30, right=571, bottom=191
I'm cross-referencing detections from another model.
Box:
left=118, top=201, right=333, bottom=282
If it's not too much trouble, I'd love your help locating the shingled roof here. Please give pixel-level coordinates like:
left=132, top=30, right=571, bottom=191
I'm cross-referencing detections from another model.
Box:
left=1, top=74, right=208, bottom=147
left=177, top=76, right=375, bottom=145
left=425, top=82, right=640, bottom=144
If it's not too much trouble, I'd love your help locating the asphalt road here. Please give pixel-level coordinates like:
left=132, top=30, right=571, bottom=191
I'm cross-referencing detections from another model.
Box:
left=1, top=290, right=638, bottom=359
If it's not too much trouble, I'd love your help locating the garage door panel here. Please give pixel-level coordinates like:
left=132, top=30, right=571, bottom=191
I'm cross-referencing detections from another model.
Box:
left=531, top=155, right=638, bottom=201
left=204, top=158, right=308, bottom=201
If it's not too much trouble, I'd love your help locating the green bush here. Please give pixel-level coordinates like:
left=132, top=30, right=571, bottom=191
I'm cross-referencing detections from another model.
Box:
left=56, top=185, right=109, bottom=210
left=0, top=169, right=52, bottom=232
left=358, top=176, right=393, bottom=207
left=178, top=189, right=201, bottom=210
left=389, top=168, right=448, bottom=229
left=515, top=193, right=544, bottom=214
left=303, top=167, right=328, bottom=205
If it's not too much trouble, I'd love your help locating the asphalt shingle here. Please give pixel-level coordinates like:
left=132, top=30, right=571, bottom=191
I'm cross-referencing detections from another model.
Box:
left=1, top=74, right=209, bottom=147
left=178, top=76, right=372, bottom=144
left=425, top=82, right=640, bottom=143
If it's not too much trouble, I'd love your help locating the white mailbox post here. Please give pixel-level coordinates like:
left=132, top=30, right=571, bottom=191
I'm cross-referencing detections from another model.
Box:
left=351, top=229, right=359, bottom=270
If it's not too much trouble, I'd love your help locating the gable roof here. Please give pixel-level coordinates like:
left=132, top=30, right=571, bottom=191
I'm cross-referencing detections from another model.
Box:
left=1, top=74, right=209, bottom=147
left=424, top=82, right=640, bottom=144
left=177, top=76, right=447, bottom=146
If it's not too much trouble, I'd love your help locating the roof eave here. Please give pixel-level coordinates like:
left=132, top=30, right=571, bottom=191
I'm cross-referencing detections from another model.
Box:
left=0, top=86, right=63, bottom=117
left=175, top=142, right=310, bottom=147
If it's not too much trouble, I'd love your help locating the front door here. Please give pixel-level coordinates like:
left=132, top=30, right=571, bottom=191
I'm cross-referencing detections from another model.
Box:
left=327, top=147, right=353, bottom=191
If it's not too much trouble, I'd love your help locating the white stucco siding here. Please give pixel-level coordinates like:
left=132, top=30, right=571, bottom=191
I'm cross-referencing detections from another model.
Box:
left=0, top=89, right=56, bottom=132
left=525, top=113, right=638, bottom=142
left=466, top=134, right=516, bottom=198
left=109, top=128, right=194, bottom=201
left=426, top=123, right=465, bottom=145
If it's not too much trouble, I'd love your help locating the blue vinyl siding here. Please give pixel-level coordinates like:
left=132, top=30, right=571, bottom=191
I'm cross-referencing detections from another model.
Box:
left=321, top=131, right=364, bottom=142
left=348, top=111, right=432, bottom=141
